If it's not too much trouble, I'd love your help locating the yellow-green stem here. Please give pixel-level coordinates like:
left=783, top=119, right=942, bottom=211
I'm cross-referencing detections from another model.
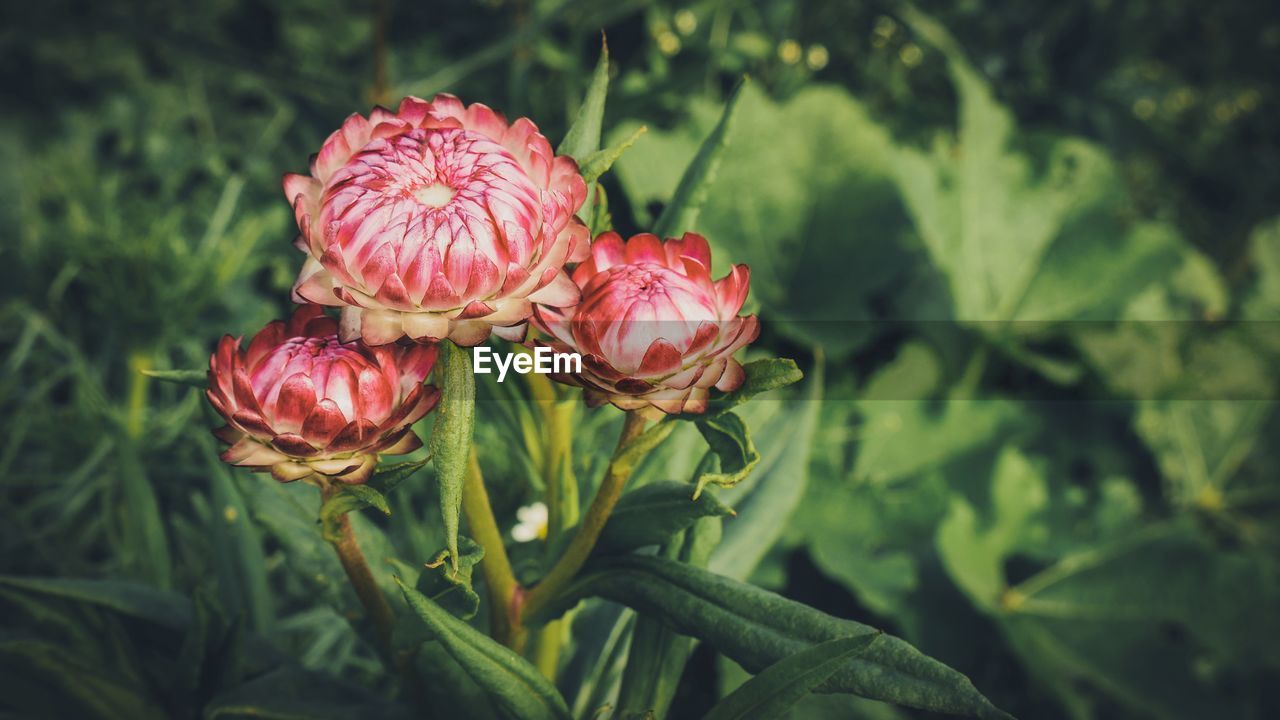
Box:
left=522, top=411, right=648, bottom=621
left=532, top=618, right=564, bottom=680
left=322, top=484, right=396, bottom=656
left=461, top=449, right=523, bottom=648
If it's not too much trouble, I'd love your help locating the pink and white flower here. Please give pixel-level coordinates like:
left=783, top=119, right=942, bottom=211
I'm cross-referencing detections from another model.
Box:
left=207, top=306, right=438, bottom=484
left=533, top=232, right=759, bottom=415
left=285, top=95, right=590, bottom=346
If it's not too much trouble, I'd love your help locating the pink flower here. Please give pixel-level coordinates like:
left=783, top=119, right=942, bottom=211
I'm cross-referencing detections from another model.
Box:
left=533, top=232, right=759, bottom=415
left=285, top=95, right=590, bottom=346
left=206, top=306, right=439, bottom=484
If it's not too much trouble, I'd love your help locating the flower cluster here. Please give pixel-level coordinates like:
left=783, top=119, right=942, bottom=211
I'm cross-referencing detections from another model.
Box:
left=207, top=95, right=759, bottom=483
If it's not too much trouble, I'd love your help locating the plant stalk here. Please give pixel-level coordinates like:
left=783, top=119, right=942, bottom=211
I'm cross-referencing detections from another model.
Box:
left=461, top=448, right=523, bottom=648
left=322, top=483, right=396, bottom=656
left=522, top=411, right=648, bottom=621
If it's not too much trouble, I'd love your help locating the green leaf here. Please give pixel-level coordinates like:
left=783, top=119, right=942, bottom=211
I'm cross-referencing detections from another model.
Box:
left=578, top=125, right=646, bottom=184
left=616, top=516, right=723, bottom=720
left=653, top=78, right=746, bottom=238
left=395, top=577, right=571, bottom=720
left=612, top=84, right=913, bottom=356
left=892, top=3, right=1220, bottom=350
left=318, top=458, right=428, bottom=543
left=935, top=446, right=1049, bottom=610
left=596, top=481, right=734, bottom=555
left=431, top=342, right=475, bottom=572
left=711, top=358, right=823, bottom=582
left=686, top=358, right=804, bottom=419
left=0, top=576, right=190, bottom=630
left=536, top=556, right=1009, bottom=719
left=693, top=412, right=760, bottom=498
left=141, top=368, right=206, bottom=388
left=995, top=522, right=1279, bottom=719
left=704, top=635, right=881, bottom=720
left=852, top=345, right=1027, bottom=483
left=419, top=536, right=485, bottom=621
left=557, top=38, right=609, bottom=159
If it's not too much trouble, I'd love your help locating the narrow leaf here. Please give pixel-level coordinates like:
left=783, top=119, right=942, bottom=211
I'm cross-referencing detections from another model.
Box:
left=653, top=78, right=747, bottom=237
left=395, top=577, right=571, bottom=720
left=142, top=368, right=206, bottom=388
left=0, top=576, right=191, bottom=630
left=318, top=458, right=428, bottom=543
left=705, top=634, right=881, bottom=720
left=579, top=126, right=647, bottom=184
left=431, top=342, right=475, bottom=571
left=706, top=358, right=804, bottom=415
left=597, top=481, right=735, bottom=554
left=694, top=412, right=760, bottom=498
left=534, top=556, right=1010, bottom=719
left=558, top=38, right=609, bottom=159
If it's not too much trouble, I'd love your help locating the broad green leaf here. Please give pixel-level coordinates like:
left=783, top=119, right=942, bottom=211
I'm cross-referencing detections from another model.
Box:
left=141, top=368, right=206, bottom=388
left=693, top=412, right=760, bottom=497
left=395, top=578, right=571, bottom=720
left=994, top=522, right=1280, bottom=719
left=704, top=634, right=881, bottom=720
left=1244, top=216, right=1280, bottom=321
left=854, top=398, right=1027, bottom=485
left=557, top=39, right=609, bottom=159
left=613, top=84, right=913, bottom=355
left=596, top=481, right=734, bottom=554
left=889, top=5, right=1224, bottom=360
left=1134, top=400, right=1271, bottom=510
left=432, top=342, right=475, bottom=571
left=653, top=79, right=746, bottom=238
left=935, top=446, right=1049, bottom=609
left=537, top=556, right=1009, bottom=719
left=578, top=125, right=646, bottom=184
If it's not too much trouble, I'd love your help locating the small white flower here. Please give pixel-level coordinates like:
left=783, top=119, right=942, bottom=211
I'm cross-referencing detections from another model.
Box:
left=512, top=502, right=549, bottom=543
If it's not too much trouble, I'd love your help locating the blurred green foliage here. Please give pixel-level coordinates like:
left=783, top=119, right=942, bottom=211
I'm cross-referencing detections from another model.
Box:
left=2, top=0, right=1278, bottom=718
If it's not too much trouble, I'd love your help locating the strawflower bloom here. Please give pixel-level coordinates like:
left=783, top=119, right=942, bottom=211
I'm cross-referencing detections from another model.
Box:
left=533, top=232, right=759, bottom=415
left=207, top=306, right=439, bottom=484
left=286, top=95, right=590, bottom=346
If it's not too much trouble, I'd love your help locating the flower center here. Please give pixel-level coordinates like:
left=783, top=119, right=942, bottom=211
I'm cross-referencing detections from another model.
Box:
left=413, top=182, right=456, bottom=208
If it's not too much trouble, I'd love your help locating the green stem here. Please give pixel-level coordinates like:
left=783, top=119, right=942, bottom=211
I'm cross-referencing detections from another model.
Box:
left=461, top=449, right=523, bottom=648
left=532, top=617, right=564, bottom=680
left=322, top=483, right=396, bottom=656
left=522, top=411, right=648, bottom=621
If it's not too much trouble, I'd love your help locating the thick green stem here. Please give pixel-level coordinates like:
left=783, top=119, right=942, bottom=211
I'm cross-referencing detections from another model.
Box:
left=522, top=411, right=648, bottom=621
left=461, top=449, right=523, bottom=647
left=322, top=484, right=396, bottom=656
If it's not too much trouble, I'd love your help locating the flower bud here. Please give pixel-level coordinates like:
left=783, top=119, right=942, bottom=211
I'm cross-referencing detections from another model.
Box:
left=207, top=306, right=438, bottom=484
left=533, top=232, right=759, bottom=415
